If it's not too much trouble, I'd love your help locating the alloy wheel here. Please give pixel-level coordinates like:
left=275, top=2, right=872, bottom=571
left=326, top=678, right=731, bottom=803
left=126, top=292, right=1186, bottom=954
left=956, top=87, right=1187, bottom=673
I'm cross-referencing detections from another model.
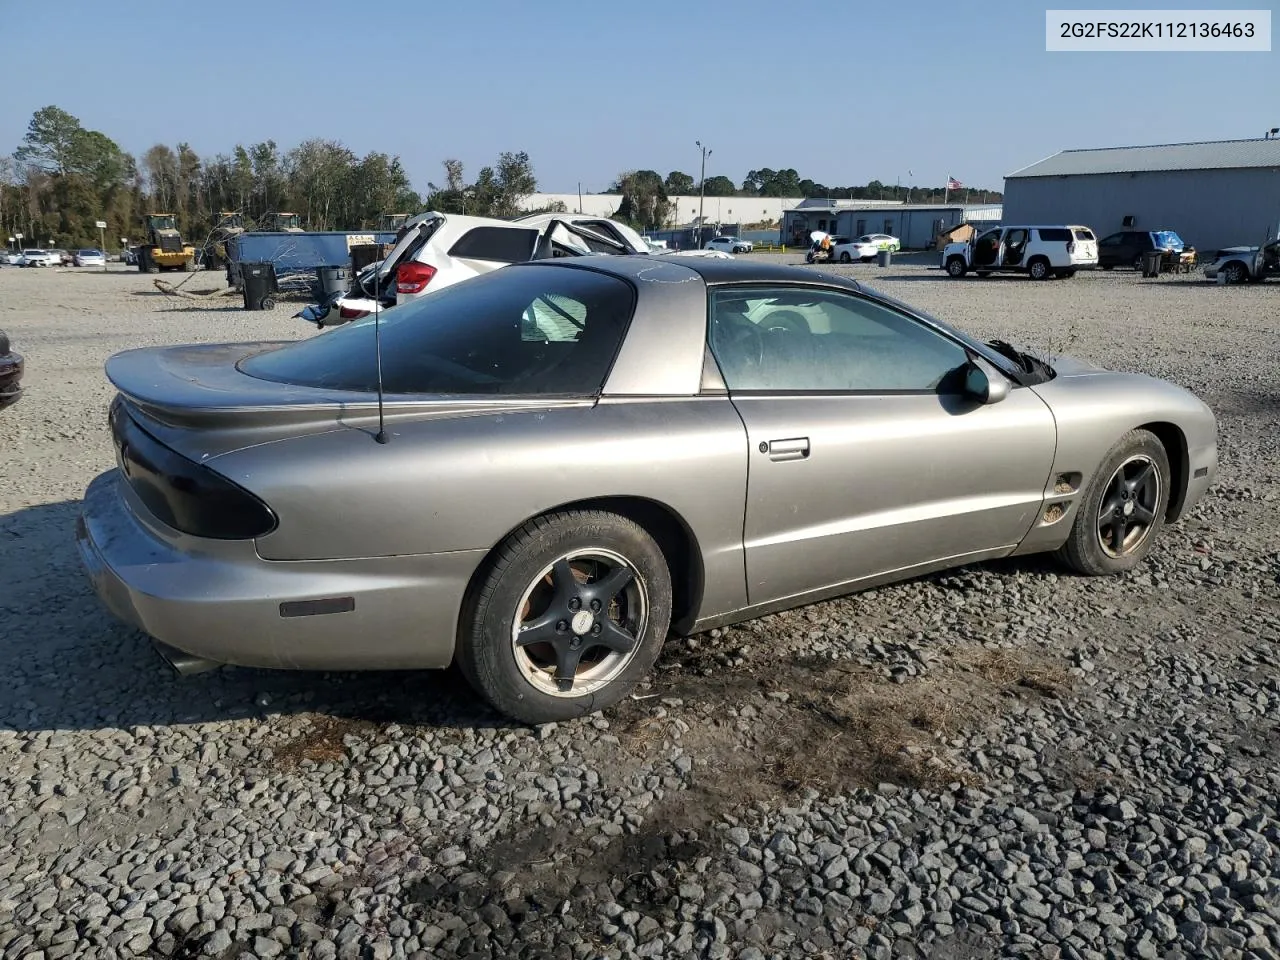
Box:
left=1096, top=454, right=1161, bottom=558
left=511, top=548, right=648, bottom=697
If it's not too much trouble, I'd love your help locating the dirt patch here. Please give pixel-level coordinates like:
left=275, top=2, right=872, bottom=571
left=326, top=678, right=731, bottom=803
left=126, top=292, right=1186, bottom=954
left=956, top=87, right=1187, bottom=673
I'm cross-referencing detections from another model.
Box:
left=616, top=639, right=1074, bottom=804
left=269, top=714, right=381, bottom=769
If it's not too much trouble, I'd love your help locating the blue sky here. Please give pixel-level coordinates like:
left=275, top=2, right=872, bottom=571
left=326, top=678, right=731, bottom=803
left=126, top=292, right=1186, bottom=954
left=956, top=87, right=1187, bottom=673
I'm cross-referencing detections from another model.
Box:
left=3, top=0, right=1276, bottom=194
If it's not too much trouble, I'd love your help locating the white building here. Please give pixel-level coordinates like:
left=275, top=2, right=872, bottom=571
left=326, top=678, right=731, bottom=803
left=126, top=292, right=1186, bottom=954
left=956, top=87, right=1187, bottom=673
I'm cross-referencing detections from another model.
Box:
left=517, top=193, right=812, bottom=227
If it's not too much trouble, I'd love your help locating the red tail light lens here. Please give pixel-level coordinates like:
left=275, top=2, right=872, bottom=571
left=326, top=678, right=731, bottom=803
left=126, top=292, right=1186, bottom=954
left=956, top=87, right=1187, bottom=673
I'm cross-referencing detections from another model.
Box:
left=338, top=305, right=370, bottom=320
left=397, top=262, right=437, bottom=295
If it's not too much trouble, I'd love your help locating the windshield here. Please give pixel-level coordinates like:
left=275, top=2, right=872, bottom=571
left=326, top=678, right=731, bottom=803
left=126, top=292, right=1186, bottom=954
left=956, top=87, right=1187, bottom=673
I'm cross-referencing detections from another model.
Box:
left=241, top=264, right=637, bottom=397
left=858, top=287, right=1039, bottom=381
left=1152, top=230, right=1183, bottom=250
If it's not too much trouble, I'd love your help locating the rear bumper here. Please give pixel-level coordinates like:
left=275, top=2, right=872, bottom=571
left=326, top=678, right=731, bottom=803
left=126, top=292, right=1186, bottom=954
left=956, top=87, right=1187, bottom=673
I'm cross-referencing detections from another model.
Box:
left=76, top=470, right=485, bottom=671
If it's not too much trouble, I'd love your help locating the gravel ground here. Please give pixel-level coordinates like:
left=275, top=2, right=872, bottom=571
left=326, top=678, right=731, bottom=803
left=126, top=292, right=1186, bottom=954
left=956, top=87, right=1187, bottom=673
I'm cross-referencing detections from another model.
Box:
left=1, top=258, right=1278, bottom=960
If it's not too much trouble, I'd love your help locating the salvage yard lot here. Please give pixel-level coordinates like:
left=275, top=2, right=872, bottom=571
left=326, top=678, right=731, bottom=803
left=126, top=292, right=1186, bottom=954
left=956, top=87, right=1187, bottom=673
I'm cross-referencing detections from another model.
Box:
left=1, top=258, right=1278, bottom=959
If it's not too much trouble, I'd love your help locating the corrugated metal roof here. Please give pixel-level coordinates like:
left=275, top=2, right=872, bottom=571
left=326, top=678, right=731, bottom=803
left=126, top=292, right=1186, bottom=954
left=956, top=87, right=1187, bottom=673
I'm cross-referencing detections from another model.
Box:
left=1006, top=138, right=1280, bottom=178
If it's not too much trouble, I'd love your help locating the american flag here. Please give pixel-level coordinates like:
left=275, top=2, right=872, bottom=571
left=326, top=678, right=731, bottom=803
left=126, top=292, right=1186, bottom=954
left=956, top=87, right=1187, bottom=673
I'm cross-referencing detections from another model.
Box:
left=947, top=177, right=963, bottom=190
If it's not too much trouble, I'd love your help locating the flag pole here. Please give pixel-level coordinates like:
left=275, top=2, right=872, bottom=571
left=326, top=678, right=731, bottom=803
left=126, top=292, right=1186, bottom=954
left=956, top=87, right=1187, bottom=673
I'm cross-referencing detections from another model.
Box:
left=944, top=174, right=949, bottom=205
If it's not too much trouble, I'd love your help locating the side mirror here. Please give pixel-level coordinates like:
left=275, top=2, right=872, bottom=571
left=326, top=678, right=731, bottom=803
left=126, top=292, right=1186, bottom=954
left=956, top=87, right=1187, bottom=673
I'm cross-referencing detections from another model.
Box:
left=963, top=356, right=1010, bottom=405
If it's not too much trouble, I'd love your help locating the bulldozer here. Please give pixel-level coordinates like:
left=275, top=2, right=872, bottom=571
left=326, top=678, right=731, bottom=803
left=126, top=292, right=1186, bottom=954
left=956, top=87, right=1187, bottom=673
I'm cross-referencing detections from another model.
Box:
left=264, top=212, right=304, bottom=232
left=136, top=214, right=196, bottom=273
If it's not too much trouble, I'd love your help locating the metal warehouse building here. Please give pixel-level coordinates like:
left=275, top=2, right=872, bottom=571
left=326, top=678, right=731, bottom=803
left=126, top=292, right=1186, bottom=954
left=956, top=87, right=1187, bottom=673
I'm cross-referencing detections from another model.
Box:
left=782, top=200, right=1002, bottom=249
left=1002, top=138, right=1280, bottom=255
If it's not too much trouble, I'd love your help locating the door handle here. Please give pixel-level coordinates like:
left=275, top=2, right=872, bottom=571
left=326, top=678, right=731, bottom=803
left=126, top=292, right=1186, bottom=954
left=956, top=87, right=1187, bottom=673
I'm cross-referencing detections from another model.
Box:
left=765, top=437, right=810, bottom=462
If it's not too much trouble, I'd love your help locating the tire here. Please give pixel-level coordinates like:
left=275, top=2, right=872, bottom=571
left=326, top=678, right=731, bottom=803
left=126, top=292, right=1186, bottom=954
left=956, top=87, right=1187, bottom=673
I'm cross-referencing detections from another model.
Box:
left=1054, top=429, right=1171, bottom=577
left=182, top=258, right=196, bottom=272
left=1028, top=257, right=1051, bottom=280
left=1132, top=254, right=1144, bottom=272
left=260, top=297, right=276, bottom=310
left=1222, top=261, right=1249, bottom=284
left=457, top=510, right=673, bottom=725
left=1101, top=264, right=1114, bottom=271
left=946, top=257, right=967, bottom=278
left=839, top=252, right=851, bottom=263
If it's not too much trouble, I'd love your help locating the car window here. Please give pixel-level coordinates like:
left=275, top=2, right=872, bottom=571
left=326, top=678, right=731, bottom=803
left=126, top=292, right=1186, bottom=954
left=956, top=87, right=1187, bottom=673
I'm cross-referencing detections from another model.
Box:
left=1037, top=228, right=1070, bottom=242
left=240, top=264, right=635, bottom=397
left=709, top=287, right=971, bottom=393
left=1099, top=233, right=1122, bottom=246
left=448, top=226, right=539, bottom=263
left=1074, top=229, right=1095, bottom=241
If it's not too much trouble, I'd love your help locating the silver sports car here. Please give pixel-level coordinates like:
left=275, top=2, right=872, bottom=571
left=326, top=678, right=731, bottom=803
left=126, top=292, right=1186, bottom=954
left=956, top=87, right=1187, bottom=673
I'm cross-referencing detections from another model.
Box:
left=77, top=257, right=1217, bottom=724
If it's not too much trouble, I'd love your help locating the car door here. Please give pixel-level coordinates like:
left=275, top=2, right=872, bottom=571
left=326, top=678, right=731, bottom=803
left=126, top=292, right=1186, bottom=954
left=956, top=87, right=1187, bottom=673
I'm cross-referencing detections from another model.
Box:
left=971, top=229, right=1002, bottom=268
left=709, top=285, right=1057, bottom=607
left=1097, top=232, right=1125, bottom=267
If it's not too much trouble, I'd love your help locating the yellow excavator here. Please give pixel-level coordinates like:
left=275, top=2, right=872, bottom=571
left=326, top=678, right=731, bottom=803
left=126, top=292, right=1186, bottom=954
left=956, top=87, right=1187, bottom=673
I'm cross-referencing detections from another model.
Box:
left=136, top=214, right=196, bottom=273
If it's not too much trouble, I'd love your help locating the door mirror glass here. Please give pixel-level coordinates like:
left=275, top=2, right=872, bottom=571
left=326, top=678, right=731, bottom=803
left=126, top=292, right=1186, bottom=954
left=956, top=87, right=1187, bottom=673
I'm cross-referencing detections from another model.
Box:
left=964, top=357, right=1010, bottom=404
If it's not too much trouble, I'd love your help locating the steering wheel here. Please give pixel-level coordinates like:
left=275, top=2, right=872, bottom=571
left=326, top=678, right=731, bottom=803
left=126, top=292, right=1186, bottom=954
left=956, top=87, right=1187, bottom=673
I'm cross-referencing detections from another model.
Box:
left=714, top=313, right=764, bottom=368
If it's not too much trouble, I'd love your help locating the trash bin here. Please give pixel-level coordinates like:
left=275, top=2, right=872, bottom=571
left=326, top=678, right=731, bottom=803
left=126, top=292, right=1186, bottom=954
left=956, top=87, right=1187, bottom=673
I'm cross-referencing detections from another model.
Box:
left=1142, top=250, right=1162, bottom=277
left=877, top=249, right=892, bottom=267
left=242, top=261, right=278, bottom=310
left=314, top=264, right=350, bottom=298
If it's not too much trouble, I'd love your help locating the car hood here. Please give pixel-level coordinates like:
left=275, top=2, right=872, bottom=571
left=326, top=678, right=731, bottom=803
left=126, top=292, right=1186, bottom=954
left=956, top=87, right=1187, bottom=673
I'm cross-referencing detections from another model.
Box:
left=1216, top=245, right=1258, bottom=256
left=1046, top=354, right=1106, bottom=378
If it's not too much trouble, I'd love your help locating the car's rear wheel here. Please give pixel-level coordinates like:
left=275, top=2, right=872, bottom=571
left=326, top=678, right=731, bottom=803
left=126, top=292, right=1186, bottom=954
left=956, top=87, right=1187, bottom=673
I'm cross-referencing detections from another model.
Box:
left=457, top=510, right=672, bottom=725
left=839, top=252, right=851, bottom=263
left=1132, top=254, right=1144, bottom=271
left=1054, top=429, right=1170, bottom=576
left=1028, top=257, right=1051, bottom=280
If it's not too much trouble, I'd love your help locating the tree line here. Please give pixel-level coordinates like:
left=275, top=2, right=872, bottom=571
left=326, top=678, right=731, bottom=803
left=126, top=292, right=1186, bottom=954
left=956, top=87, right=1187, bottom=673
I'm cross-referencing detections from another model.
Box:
left=0, top=105, right=1003, bottom=248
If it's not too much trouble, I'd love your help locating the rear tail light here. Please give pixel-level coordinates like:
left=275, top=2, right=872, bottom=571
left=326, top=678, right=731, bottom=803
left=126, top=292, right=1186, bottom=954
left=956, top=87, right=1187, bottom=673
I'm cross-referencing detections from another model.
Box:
left=111, top=399, right=276, bottom=540
left=1067, top=240, right=1075, bottom=254
left=338, top=305, right=370, bottom=320
left=396, top=262, right=437, bottom=295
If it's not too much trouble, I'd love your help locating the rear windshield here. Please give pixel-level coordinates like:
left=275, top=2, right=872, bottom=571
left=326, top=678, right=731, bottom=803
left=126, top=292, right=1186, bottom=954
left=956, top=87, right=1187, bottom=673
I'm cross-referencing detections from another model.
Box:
left=1074, top=229, right=1095, bottom=241
left=240, top=264, right=636, bottom=397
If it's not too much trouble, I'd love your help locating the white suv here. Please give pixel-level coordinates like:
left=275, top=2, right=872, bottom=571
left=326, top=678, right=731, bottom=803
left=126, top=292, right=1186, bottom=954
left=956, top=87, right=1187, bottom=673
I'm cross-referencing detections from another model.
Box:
left=312, top=212, right=651, bottom=324
left=943, top=225, right=1098, bottom=280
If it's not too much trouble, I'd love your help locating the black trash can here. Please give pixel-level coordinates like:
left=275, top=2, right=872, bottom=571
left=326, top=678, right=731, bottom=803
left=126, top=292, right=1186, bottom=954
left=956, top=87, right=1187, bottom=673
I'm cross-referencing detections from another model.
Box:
left=1142, top=250, right=1162, bottom=278
left=314, top=264, right=349, bottom=298
left=242, top=261, right=278, bottom=310
left=877, top=249, right=893, bottom=267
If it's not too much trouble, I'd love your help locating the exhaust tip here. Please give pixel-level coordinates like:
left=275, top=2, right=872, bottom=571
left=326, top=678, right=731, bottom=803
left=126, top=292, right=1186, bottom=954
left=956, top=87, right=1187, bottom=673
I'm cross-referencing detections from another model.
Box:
left=152, top=640, right=223, bottom=676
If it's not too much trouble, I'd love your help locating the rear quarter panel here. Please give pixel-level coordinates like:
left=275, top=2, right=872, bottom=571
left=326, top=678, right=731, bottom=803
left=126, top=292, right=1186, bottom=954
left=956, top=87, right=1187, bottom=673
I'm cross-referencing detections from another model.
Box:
left=213, top=398, right=751, bottom=619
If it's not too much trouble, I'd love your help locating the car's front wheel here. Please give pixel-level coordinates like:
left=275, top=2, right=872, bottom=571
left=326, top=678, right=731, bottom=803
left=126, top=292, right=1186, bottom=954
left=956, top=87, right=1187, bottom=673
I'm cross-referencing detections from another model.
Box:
left=1222, top=261, right=1249, bottom=284
left=457, top=510, right=672, bottom=724
left=1054, top=429, right=1171, bottom=576
left=946, top=257, right=967, bottom=278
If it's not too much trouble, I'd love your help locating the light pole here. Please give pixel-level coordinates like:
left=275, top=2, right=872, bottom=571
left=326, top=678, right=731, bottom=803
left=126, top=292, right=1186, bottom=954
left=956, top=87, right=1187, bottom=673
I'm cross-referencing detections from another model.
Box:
left=696, top=140, right=711, bottom=248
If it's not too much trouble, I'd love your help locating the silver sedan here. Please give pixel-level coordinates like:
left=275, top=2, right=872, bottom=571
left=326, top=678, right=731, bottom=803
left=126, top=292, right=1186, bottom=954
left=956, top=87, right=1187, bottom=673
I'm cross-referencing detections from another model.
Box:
left=77, top=257, right=1217, bottom=724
